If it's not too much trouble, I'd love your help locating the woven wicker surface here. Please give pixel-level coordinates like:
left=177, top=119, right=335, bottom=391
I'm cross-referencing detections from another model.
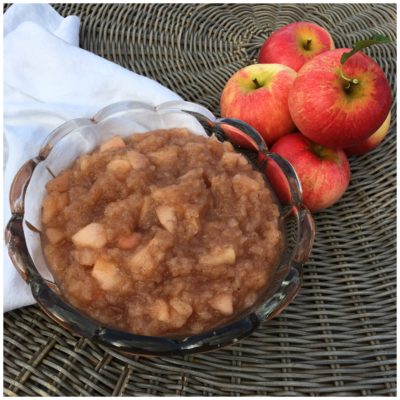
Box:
left=4, top=3, right=396, bottom=396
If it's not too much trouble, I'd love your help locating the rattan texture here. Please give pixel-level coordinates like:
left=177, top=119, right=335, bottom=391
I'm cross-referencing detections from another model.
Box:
left=4, top=3, right=396, bottom=396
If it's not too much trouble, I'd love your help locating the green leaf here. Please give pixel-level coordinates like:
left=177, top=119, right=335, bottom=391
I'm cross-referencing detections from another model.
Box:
left=340, top=34, right=391, bottom=64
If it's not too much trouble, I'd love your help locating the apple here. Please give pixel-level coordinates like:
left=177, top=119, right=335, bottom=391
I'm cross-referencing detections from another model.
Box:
left=270, top=133, right=351, bottom=212
left=220, top=63, right=297, bottom=146
left=288, top=48, right=392, bottom=149
left=344, top=111, right=391, bottom=156
left=258, top=22, right=335, bottom=72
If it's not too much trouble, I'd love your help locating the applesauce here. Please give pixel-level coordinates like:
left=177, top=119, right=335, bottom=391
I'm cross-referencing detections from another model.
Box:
left=41, top=128, right=283, bottom=336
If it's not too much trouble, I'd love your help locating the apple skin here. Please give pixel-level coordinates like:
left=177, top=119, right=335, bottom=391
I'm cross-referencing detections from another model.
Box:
left=220, top=63, right=297, bottom=146
left=270, top=133, right=351, bottom=212
left=344, top=111, right=391, bottom=156
left=288, top=48, right=392, bottom=149
left=258, top=21, right=335, bottom=71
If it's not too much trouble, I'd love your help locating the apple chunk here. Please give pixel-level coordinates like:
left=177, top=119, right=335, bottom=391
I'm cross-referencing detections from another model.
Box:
left=46, top=171, right=72, bottom=192
left=72, top=222, right=107, bottom=248
left=170, top=298, right=193, bottom=318
left=155, top=205, right=177, bottom=233
left=45, top=228, right=65, bottom=245
left=126, top=150, right=149, bottom=170
left=199, top=246, right=236, bottom=266
left=106, top=159, right=131, bottom=179
left=92, top=258, right=122, bottom=291
left=129, top=230, right=173, bottom=279
left=150, top=299, right=170, bottom=322
left=42, top=192, right=68, bottom=224
left=148, top=146, right=178, bottom=168
left=117, top=233, right=142, bottom=250
left=100, top=136, right=126, bottom=152
left=210, top=293, right=234, bottom=315
left=72, top=248, right=97, bottom=266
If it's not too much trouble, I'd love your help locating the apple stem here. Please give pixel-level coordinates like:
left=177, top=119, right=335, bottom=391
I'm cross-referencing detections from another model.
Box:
left=311, top=143, right=325, bottom=157
left=340, top=68, right=359, bottom=89
left=303, top=39, right=312, bottom=50
left=252, top=77, right=262, bottom=89
left=339, top=35, right=390, bottom=90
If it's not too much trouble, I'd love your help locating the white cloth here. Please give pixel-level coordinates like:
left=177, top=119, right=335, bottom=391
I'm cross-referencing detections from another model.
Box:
left=4, top=4, right=181, bottom=312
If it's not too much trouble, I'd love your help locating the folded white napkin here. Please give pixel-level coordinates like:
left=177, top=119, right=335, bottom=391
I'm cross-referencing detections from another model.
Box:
left=3, top=4, right=181, bottom=312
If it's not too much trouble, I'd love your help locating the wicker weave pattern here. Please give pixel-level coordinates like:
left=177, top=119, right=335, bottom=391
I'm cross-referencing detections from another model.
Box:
left=4, top=3, right=396, bottom=396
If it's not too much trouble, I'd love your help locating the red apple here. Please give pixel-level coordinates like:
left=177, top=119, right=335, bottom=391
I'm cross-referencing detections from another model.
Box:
left=288, top=48, right=392, bottom=149
left=344, top=111, right=391, bottom=156
left=258, top=22, right=335, bottom=71
left=220, top=64, right=297, bottom=146
left=270, top=133, right=351, bottom=212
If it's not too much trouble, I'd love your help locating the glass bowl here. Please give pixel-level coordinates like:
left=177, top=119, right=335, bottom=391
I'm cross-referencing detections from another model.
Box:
left=5, top=100, right=314, bottom=356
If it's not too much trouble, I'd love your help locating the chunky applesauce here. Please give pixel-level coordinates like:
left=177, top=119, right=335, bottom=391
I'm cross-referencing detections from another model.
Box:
left=41, top=128, right=283, bottom=336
